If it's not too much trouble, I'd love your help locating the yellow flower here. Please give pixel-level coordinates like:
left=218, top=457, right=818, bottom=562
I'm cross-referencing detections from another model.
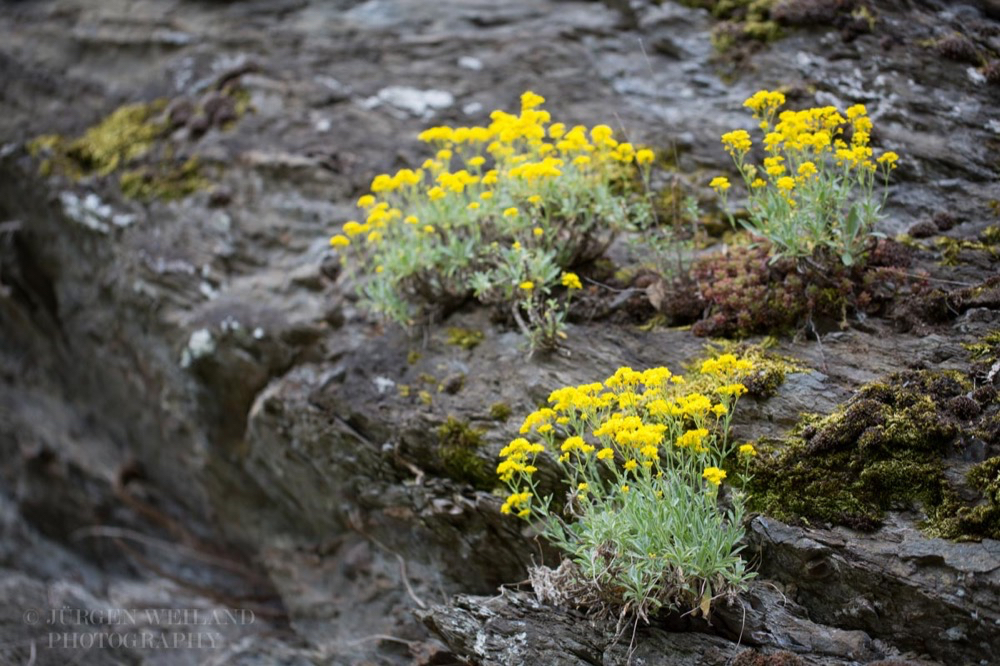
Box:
left=528, top=195, right=542, bottom=205
left=776, top=176, right=795, bottom=192
left=375, top=265, right=384, bottom=274
left=711, top=404, right=727, bottom=416
left=329, top=234, right=350, bottom=248
left=797, top=161, right=818, bottom=178
left=739, top=443, right=758, bottom=457
left=532, top=227, right=543, bottom=237
left=503, top=207, right=519, bottom=218
left=597, top=447, right=614, bottom=461
left=624, top=459, right=638, bottom=472
left=512, top=241, right=522, bottom=250
left=342, top=220, right=364, bottom=237
left=710, top=176, right=731, bottom=193
left=590, top=124, right=614, bottom=144
left=468, top=156, right=486, bottom=168
left=548, top=123, right=566, bottom=139
left=436, top=148, right=453, bottom=160
left=636, top=148, right=655, bottom=165
left=370, top=173, right=394, bottom=193
left=404, top=215, right=419, bottom=224
left=423, top=225, right=435, bottom=234
left=676, top=428, right=709, bottom=449
left=716, top=383, right=748, bottom=397
left=468, top=202, right=481, bottom=210
left=428, top=186, right=446, bottom=201
left=480, top=191, right=494, bottom=200
left=721, top=129, right=752, bottom=154
left=561, top=272, right=582, bottom=290
left=572, top=155, right=591, bottom=166
left=519, top=281, right=534, bottom=291
left=743, top=90, right=785, bottom=117
left=517, top=508, right=531, bottom=518
left=521, top=91, right=545, bottom=110
left=621, top=484, right=630, bottom=493
left=366, top=231, right=383, bottom=244
left=877, top=151, right=899, bottom=168
left=751, top=178, right=767, bottom=189
left=578, top=482, right=589, bottom=491
left=357, top=194, right=376, bottom=208
left=702, top=466, right=727, bottom=486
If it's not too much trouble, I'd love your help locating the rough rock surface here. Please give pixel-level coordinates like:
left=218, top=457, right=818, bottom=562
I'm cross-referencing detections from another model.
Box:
left=1, top=0, right=999, bottom=664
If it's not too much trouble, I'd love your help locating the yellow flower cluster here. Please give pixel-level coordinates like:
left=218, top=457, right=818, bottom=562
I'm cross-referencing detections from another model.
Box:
left=500, top=490, right=533, bottom=517
left=700, top=353, right=754, bottom=377
left=495, top=355, right=758, bottom=618
left=676, top=428, right=709, bottom=451
left=496, top=354, right=756, bottom=518
left=712, top=90, right=900, bottom=222
left=496, top=437, right=544, bottom=482
left=702, top=467, right=727, bottom=486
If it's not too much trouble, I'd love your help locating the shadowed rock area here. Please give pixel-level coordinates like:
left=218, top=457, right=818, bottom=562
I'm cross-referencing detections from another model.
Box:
left=1, top=0, right=998, bottom=664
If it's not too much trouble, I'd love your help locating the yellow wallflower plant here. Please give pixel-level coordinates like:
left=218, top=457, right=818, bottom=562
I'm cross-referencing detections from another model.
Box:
left=714, top=90, right=900, bottom=266
left=497, top=354, right=757, bottom=620
left=334, top=91, right=654, bottom=350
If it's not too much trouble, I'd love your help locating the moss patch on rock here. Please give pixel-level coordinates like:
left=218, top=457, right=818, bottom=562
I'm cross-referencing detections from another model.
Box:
left=27, top=86, right=250, bottom=202
left=489, top=402, right=513, bottom=422
left=446, top=327, right=485, bottom=350
left=120, top=156, right=210, bottom=202
left=745, top=360, right=1000, bottom=540
left=29, top=100, right=168, bottom=180
left=437, top=416, right=492, bottom=489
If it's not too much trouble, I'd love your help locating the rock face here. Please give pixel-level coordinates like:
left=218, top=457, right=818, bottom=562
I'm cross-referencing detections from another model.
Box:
left=1, top=0, right=999, bottom=664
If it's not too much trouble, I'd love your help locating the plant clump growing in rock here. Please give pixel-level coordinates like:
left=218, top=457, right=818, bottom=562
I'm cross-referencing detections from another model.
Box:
left=684, top=238, right=907, bottom=338
left=330, top=91, right=654, bottom=352
left=496, top=354, right=758, bottom=621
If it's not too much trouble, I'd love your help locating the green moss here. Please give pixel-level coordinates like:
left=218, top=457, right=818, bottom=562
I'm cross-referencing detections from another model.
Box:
left=418, top=390, right=433, bottom=406
left=406, top=350, right=422, bottom=365
left=24, top=99, right=210, bottom=201
left=119, top=156, right=209, bottom=202
left=980, top=224, right=1000, bottom=245
left=489, top=402, right=513, bottom=422
left=69, top=101, right=168, bottom=177
left=228, top=87, right=254, bottom=125
left=935, top=236, right=997, bottom=266
left=742, top=19, right=782, bottom=42
left=27, top=101, right=167, bottom=183
left=446, top=327, right=485, bottom=350
left=28, top=90, right=246, bottom=202
left=437, top=417, right=492, bottom=489
left=745, top=370, right=984, bottom=535
left=927, top=457, right=1000, bottom=540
